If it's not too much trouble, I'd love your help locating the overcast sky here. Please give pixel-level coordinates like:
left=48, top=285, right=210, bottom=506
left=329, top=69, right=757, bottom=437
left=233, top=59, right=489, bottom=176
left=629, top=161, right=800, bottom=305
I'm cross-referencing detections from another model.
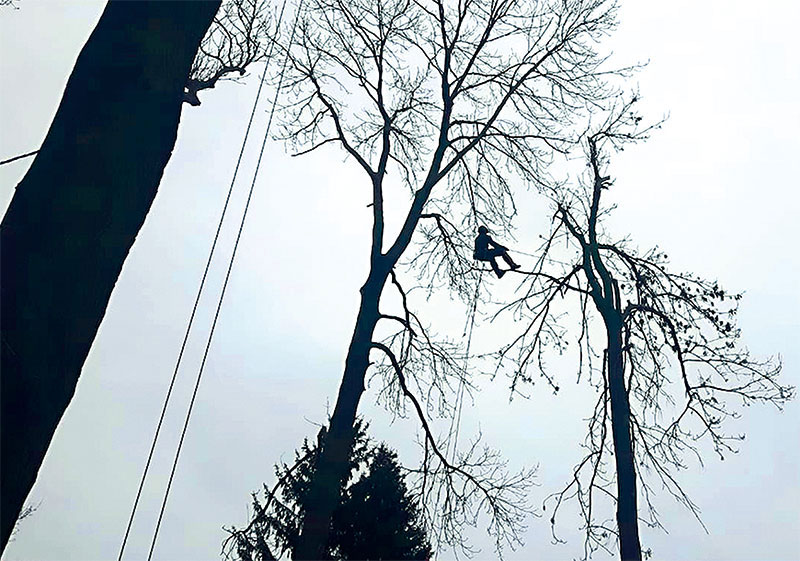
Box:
left=1, top=1, right=799, bottom=560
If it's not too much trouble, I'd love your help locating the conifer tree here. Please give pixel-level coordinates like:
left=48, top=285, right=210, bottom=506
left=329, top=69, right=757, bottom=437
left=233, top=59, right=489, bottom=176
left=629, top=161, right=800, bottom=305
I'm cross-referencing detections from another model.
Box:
left=224, top=422, right=431, bottom=560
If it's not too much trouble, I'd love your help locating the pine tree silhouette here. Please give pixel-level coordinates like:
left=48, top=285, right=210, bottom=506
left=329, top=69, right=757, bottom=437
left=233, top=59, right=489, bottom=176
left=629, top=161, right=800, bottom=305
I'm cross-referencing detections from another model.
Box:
left=333, top=444, right=430, bottom=560
left=225, top=421, right=431, bottom=560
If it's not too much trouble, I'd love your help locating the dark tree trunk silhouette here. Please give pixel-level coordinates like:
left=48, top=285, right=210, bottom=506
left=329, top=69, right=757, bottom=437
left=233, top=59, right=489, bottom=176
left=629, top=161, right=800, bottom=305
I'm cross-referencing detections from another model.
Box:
left=602, top=313, right=642, bottom=560
left=296, top=205, right=419, bottom=560
left=567, top=145, right=644, bottom=559
left=0, top=1, right=219, bottom=551
left=574, top=119, right=642, bottom=560
left=586, top=173, right=641, bottom=559
left=298, top=281, right=382, bottom=556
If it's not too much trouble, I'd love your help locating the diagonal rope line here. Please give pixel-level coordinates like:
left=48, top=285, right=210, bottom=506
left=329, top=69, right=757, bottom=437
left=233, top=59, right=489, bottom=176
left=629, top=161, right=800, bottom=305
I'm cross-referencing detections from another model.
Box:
left=117, top=1, right=290, bottom=558
left=146, top=2, right=304, bottom=558
left=0, top=150, right=38, bottom=166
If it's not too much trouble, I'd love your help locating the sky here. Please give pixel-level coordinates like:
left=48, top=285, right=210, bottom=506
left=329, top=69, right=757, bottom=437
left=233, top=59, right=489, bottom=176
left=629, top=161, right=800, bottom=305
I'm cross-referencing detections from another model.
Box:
left=1, top=1, right=799, bottom=560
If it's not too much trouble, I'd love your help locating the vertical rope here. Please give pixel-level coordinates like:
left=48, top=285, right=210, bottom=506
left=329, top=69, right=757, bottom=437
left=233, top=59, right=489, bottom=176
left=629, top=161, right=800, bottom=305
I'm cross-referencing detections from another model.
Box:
left=449, top=272, right=482, bottom=455
left=433, top=270, right=483, bottom=557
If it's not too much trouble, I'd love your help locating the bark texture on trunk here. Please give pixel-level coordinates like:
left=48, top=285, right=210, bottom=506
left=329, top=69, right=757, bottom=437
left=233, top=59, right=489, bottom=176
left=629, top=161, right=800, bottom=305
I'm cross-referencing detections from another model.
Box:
left=294, top=273, right=386, bottom=560
left=0, top=1, right=219, bottom=550
left=606, top=320, right=642, bottom=561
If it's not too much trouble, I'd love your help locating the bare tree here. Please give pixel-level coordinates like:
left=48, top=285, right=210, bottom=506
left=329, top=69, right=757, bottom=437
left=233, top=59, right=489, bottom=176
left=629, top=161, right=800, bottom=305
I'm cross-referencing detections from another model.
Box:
left=184, top=0, right=274, bottom=106
left=497, top=97, right=794, bottom=560
left=272, top=0, right=623, bottom=556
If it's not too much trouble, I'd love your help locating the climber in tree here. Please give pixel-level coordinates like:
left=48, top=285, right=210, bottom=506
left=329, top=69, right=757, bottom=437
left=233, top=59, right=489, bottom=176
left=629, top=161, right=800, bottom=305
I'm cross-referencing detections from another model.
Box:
left=474, top=225, right=521, bottom=278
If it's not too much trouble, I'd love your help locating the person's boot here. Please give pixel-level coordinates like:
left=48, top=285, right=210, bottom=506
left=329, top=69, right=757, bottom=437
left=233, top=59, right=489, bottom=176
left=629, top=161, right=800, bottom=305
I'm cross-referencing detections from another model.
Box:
left=503, top=253, right=521, bottom=270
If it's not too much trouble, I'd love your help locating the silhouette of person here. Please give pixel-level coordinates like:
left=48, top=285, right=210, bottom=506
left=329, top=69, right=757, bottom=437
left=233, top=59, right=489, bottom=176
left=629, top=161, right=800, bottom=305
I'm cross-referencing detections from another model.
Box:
left=473, top=226, right=520, bottom=278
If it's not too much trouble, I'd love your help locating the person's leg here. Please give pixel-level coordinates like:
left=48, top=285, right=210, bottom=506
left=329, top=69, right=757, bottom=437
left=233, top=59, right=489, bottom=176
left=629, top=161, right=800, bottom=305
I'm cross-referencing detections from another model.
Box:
left=487, top=247, right=517, bottom=275
left=489, top=257, right=504, bottom=278
left=487, top=247, right=506, bottom=260
left=501, top=251, right=520, bottom=269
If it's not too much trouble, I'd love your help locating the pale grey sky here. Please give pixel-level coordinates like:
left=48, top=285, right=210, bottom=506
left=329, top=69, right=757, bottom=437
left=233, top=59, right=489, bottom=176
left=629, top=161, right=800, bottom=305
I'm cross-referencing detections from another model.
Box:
left=1, top=1, right=799, bottom=560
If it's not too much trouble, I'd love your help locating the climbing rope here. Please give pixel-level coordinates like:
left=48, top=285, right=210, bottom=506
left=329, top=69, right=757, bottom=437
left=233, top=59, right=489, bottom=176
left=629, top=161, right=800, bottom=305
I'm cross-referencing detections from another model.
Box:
left=433, top=269, right=483, bottom=556
left=448, top=271, right=483, bottom=454
left=116, top=0, right=296, bottom=558
left=508, top=246, right=540, bottom=258
left=145, top=2, right=304, bottom=558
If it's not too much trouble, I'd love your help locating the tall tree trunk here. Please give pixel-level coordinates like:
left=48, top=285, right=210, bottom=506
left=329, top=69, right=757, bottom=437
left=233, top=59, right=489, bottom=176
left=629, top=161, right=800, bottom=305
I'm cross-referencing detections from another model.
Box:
left=606, top=320, right=642, bottom=561
left=295, top=271, right=387, bottom=560
left=0, top=1, right=219, bottom=551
